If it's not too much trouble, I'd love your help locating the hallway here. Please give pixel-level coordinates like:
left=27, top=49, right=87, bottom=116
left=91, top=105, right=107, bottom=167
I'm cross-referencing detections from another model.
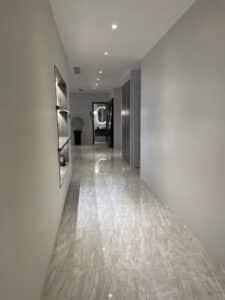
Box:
left=42, top=146, right=225, bottom=300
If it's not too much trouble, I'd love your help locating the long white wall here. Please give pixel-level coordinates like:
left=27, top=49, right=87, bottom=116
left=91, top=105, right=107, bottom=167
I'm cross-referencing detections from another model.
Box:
left=141, top=0, right=225, bottom=267
left=0, top=1, right=71, bottom=300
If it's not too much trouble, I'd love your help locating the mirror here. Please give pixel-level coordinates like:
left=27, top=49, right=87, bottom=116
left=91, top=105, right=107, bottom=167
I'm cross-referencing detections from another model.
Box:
left=97, top=107, right=107, bottom=124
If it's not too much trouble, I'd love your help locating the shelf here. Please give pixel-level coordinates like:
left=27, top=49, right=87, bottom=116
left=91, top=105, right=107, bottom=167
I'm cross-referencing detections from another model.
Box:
left=56, top=105, right=70, bottom=114
left=57, top=82, right=67, bottom=95
left=58, top=136, right=70, bottom=151
left=58, top=109, right=70, bottom=115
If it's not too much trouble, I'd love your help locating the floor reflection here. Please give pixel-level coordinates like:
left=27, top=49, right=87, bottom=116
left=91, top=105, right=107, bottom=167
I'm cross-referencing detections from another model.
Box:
left=42, top=146, right=225, bottom=300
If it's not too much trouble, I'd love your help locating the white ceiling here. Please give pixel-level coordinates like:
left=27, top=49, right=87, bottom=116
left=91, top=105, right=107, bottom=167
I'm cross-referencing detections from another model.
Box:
left=49, top=0, right=194, bottom=93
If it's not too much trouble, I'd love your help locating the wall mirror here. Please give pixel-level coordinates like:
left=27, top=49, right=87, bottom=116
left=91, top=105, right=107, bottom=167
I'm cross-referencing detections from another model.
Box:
left=97, top=106, right=107, bottom=124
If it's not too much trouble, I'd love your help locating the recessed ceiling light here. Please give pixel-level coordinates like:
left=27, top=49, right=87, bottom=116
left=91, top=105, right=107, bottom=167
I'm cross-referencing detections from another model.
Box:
left=112, top=24, right=118, bottom=30
left=97, top=78, right=101, bottom=81
left=98, top=70, right=103, bottom=74
left=104, top=51, right=109, bottom=56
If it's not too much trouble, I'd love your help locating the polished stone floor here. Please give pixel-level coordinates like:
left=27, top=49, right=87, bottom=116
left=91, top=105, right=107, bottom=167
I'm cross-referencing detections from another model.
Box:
left=42, top=146, right=225, bottom=300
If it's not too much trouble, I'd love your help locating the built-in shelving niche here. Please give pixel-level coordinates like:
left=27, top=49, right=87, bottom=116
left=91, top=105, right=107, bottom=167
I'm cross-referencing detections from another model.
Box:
left=54, top=66, right=70, bottom=187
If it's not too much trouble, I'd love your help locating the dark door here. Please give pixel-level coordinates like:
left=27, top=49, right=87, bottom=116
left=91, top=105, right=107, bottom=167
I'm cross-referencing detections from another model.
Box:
left=122, top=80, right=130, bottom=162
left=106, top=99, right=114, bottom=148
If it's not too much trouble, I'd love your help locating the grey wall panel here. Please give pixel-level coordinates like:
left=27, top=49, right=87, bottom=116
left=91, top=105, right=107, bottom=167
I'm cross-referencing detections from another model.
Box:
left=113, top=88, right=122, bottom=151
left=130, top=69, right=141, bottom=168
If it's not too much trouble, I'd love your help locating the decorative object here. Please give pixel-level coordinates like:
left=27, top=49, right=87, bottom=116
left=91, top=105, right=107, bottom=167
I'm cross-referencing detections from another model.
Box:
left=59, top=154, right=66, bottom=167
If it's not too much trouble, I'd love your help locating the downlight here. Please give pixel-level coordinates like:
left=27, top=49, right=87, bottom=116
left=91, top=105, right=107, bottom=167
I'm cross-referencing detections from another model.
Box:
left=112, top=24, right=118, bottom=30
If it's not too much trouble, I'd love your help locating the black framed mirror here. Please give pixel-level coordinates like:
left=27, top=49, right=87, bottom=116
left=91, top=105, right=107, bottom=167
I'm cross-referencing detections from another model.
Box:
left=97, top=106, right=107, bottom=124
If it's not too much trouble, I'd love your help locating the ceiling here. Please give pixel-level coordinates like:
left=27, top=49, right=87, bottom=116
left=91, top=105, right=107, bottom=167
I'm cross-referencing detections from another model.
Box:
left=49, top=0, right=194, bottom=93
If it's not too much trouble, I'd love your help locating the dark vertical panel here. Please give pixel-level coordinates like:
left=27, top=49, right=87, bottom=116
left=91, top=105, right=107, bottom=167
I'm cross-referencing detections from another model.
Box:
left=106, top=99, right=114, bottom=148
left=122, top=80, right=130, bottom=162
left=109, top=99, right=114, bottom=148
left=130, top=69, right=141, bottom=168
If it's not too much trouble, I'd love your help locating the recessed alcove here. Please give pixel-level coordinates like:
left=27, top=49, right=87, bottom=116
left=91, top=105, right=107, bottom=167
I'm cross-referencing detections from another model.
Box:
left=54, top=66, right=70, bottom=186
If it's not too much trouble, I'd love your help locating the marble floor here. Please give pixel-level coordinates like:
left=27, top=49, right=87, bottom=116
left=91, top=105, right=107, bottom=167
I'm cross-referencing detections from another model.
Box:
left=42, top=146, right=225, bottom=300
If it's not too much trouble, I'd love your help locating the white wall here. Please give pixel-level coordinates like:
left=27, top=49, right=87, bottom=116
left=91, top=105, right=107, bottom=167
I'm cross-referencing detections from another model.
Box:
left=113, top=88, right=122, bottom=150
left=70, top=92, right=110, bottom=145
left=0, top=1, right=71, bottom=300
left=141, top=0, right=225, bottom=267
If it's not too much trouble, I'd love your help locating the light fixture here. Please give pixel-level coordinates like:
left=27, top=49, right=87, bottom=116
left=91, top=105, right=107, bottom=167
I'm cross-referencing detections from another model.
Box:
left=98, top=70, right=103, bottom=74
left=104, top=51, right=109, bottom=56
left=112, top=24, right=118, bottom=30
left=121, top=109, right=129, bottom=116
left=96, top=83, right=99, bottom=87
left=97, top=78, right=101, bottom=81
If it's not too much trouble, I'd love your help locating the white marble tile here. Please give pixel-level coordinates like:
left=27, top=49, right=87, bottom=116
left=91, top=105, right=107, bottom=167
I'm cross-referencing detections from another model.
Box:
left=42, top=146, right=225, bottom=300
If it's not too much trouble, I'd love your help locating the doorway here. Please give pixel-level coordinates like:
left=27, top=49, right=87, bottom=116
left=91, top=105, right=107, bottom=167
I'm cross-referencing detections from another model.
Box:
left=92, top=100, right=114, bottom=147
left=122, top=80, right=130, bottom=162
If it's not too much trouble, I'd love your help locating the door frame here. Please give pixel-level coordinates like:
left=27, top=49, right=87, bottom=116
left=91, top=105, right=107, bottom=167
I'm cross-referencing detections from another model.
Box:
left=92, top=102, right=109, bottom=145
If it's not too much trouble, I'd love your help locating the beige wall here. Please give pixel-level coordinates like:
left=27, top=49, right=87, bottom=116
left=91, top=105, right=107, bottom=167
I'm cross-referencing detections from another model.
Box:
left=141, top=0, right=225, bottom=267
left=0, top=1, right=71, bottom=300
